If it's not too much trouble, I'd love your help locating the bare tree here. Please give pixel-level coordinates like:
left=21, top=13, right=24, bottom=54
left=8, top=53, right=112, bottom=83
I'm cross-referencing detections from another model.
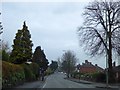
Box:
left=2, top=41, right=9, bottom=51
left=57, top=57, right=62, bottom=71
left=1, top=41, right=10, bottom=61
left=61, top=50, right=78, bottom=78
left=0, top=12, right=3, bottom=51
left=78, top=1, right=120, bottom=82
left=0, top=12, right=3, bottom=34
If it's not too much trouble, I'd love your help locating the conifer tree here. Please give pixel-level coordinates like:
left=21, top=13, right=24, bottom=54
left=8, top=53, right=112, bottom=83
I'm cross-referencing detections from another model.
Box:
left=32, top=46, right=49, bottom=71
left=49, top=60, right=58, bottom=72
left=10, top=21, right=33, bottom=64
left=32, top=46, right=41, bottom=64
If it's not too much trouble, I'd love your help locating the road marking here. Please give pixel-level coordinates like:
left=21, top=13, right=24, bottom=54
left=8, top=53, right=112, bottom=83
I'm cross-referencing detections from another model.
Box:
left=42, top=77, right=48, bottom=88
left=42, top=82, right=47, bottom=88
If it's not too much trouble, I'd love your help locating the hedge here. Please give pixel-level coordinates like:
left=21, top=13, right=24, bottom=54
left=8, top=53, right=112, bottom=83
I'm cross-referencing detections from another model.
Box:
left=2, top=61, right=41, bottom=88
left=45, top=67, right=54, bottom=76
left=90, top=73, right=105, bottom=82
left=29, top=63, right=40, bottom=79
left=71, top=71, right=106, bottom=82
left=21, top=62, right=39, bottom=82
left=2, top=61, right=25, bottom=88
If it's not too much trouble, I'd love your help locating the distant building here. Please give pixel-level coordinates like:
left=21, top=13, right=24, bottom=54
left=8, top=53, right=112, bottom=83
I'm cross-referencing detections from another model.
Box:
left=77, top=60, right=104, bottom=74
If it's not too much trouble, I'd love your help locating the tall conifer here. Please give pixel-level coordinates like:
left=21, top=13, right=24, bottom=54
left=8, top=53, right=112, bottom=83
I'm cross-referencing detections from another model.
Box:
left=10, top=21, right=33, bottom=64
left=32, top=46, right=49, bottom=71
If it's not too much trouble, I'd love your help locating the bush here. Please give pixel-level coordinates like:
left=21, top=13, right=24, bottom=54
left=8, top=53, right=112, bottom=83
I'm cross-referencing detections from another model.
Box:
left=45, top=67, right=54, bottom=76
left=88, top=72, right=106, bottom=82
left=72, top=72, right=106, bottom=82
left=71, top=71, right=81, bottom=79
left=2, top=50, right=9, bottom=61
left=2, top=61, right=25, bottom=88
left=21, top=62, right=39, bottom=82
left=29, top=63, right=40, bottom=78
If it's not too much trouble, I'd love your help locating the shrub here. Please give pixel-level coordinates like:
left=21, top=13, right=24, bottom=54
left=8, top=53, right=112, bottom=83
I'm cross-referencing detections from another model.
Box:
left=89, top=72, right=106, bottom=82
left=2, top=61, right=25, bottom=88
left=45, top=67, right=54, bottom=76
left=29, top=63, right=40, bottom=79
left=71, top=71, right=81, bottom=79
left=21, top=62, right=39, bottom=81
left=21, top=64, right=35, bottom=81
left=73, top=72, right=106, bottom=82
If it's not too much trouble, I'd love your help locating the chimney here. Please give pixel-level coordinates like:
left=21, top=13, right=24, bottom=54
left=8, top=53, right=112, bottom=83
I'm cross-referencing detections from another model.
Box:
left=113, top=61, right=116, bottom=67
left=77, top=64, right=81, bottom=69
left=85, top=60, right=88, bottom=63
left=95, top=64, right=97, bottom=66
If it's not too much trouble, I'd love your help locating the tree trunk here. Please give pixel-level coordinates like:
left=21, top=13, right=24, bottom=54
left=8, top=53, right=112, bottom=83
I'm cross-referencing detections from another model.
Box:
left=108, top=36, right=112, bottom=70
left=107, top=25, right=115, bottom=83
left=107, top=11, right=115, bottom=83
left=108, top=40, right=114, bottom=83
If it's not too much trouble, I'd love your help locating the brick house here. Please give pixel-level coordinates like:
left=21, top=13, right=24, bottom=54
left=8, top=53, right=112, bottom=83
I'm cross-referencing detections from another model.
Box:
left=77, top=60, right=104, bottom=74
left=113, top=64, right=120, bottom=82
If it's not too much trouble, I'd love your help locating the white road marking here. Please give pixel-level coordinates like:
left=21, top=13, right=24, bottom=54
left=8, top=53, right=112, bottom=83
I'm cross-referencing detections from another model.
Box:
left=42, top=82, right=47, bottom=88
left=42, top=77, right=48, bottom=88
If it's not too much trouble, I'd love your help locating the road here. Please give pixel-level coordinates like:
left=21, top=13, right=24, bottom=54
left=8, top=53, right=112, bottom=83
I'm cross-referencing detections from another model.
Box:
left=42, top=72, right=95, bottom=88
left=15, top=72, right=119, bottom=89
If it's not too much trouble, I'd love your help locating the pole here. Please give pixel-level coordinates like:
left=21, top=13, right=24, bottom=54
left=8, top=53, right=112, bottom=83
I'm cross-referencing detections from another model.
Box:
left=106, top=50, right=109, bottom=88
left=105, top=6, right=109, bottom=87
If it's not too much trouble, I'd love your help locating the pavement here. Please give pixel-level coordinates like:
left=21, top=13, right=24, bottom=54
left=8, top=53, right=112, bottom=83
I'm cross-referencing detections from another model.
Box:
left=15, top=80, right=45, bottom=88
left=67, top=77, right=120, bottom=89
left=14, top=76, right=48, bottom=88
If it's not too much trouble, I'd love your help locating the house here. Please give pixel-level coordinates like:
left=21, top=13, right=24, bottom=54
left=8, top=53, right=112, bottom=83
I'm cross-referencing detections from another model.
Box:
left=113, top=65, right=120, bottom=82
left=77, top=60, right=104, bottom=74
left=113, top=62, right=120, bottom=82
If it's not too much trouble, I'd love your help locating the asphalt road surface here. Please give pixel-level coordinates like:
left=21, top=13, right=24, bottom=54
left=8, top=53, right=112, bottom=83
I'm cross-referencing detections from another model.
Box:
left=15, top=72, right=119, bottom=90
left=42, top=72, right=95, bottom=88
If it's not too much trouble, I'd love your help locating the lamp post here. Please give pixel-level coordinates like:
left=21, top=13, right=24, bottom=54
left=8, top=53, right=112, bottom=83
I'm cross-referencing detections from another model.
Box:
left=105, top=8, right=109, bottom=88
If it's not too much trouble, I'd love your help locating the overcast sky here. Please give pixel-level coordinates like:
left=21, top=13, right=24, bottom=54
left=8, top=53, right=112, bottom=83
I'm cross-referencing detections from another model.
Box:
left=2, top=1, right=116, bottom=68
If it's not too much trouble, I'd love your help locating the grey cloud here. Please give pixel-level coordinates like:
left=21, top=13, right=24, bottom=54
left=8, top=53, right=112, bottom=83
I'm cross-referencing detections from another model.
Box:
left=2, top=2, right=106, bottom=68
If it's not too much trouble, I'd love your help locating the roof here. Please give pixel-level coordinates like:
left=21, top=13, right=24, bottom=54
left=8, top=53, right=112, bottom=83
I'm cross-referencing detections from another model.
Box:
left=113, top=65, right=120, bottom=72
left=77, top=60, right=104, bottom=72
left=95, top=65, right=104, bottom=71
left=81, top=63, right=95, bottom=68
